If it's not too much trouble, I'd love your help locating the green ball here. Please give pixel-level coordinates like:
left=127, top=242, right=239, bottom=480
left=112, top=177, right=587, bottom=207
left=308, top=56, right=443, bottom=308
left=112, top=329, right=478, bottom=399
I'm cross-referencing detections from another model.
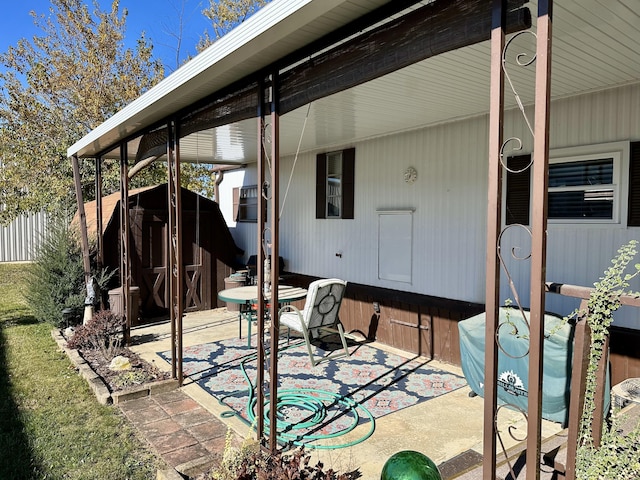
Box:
left=380, top=451, right=442, bottom=480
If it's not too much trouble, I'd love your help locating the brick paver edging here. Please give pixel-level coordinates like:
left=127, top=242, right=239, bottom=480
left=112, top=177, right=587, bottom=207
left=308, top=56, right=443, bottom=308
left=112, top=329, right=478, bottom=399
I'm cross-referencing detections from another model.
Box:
left=51, top=329, right=179, bottom=405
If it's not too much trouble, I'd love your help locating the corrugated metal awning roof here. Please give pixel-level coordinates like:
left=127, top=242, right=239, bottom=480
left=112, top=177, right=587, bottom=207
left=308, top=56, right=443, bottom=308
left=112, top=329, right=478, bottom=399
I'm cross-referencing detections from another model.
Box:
left=68, top=0, right=640, bottom=163
left=67, top=0, right=394, bottom=158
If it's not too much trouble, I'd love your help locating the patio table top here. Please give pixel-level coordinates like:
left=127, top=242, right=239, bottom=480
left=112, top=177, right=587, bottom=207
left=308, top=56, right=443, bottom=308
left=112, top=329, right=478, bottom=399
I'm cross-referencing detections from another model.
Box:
left=217, top=285, right=307, bottom=305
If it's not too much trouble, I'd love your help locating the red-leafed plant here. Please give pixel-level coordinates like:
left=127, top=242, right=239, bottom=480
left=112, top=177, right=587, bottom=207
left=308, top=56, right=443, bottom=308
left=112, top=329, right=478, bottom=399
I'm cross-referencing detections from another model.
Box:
left=67, top=309, right=124, bottom=361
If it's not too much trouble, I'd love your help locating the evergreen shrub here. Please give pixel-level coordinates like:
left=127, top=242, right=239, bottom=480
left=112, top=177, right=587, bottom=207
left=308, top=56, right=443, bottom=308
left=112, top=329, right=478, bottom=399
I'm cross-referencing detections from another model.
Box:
left=26, top=220, right=85, bottom=326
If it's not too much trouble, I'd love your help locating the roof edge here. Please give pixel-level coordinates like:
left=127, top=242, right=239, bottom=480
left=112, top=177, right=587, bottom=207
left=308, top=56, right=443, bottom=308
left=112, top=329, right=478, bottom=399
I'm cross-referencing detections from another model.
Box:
left=68, top=0, right=349, bottom=159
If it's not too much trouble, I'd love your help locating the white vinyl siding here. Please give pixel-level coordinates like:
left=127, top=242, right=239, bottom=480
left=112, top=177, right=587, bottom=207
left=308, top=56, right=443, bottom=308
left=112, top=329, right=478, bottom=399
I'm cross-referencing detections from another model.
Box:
left=278, top=117, right=489, bottom=304
left=500, top=85, right=640, bottom=329
left=225, top=83, right=640, bottom=330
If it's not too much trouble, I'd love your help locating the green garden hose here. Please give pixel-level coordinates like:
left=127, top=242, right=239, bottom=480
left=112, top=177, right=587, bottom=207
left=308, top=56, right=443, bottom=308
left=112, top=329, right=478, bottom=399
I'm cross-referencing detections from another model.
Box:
left=219, top=346, right=376, bottom=450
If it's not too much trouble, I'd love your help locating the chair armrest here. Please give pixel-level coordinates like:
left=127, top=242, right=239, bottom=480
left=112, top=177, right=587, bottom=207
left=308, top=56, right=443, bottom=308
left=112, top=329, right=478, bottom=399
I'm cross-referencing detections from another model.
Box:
left=278, top=304, right=301, bottom=316
left=278, top=304, right=305, bottom=332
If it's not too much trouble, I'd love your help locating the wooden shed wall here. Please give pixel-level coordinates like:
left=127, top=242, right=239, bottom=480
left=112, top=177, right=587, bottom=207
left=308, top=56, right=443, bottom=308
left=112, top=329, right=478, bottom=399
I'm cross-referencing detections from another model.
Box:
left=102, top=185, right=240, bottom=320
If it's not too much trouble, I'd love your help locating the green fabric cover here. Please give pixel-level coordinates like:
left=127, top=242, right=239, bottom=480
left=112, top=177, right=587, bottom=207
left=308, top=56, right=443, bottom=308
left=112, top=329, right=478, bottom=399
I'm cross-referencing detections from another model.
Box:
left=458, top=307, right=609, bottom=425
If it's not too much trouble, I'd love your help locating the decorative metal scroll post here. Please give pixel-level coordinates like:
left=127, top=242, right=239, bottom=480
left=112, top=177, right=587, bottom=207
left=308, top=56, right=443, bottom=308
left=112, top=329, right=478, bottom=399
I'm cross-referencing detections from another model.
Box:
left=255, top=77, right=267, bottom=442
left=167, top=119, right=184, bottom=385
left=119, top=144, right=131, bottom=344
left=267, top=70, right=281, bottom=453
left=253, top=73, right=283, bottom=452
left=527, top=1, right=553, bottom=478
left=485, top=1, right=553, bottom=479
left=483, top=1, right=506, bottom=478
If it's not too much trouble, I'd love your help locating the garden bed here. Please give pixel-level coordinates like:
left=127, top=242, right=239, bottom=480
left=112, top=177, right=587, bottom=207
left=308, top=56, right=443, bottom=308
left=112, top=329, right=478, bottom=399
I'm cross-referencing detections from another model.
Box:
left=52, top=329, right=177, bottom=405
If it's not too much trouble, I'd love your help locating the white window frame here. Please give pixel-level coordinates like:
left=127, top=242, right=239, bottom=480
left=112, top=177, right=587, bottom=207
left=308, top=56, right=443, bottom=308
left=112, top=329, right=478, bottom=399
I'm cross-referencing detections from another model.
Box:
left=548, top=142, right=629, bottom=225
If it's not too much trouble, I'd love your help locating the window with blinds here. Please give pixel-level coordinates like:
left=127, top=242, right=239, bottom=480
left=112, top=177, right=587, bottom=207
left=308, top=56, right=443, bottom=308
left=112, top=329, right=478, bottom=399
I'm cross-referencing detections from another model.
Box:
left=506, top=144, right=629, bottom=225
left=326, top=152, right=343, bottom=218
left=548, top=157, right=616, bottom=221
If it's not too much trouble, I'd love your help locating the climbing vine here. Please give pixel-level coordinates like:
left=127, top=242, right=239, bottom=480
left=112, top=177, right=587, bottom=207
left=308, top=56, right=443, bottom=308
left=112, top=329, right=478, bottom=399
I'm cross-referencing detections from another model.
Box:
left=567, top=240, right=640, bottom=479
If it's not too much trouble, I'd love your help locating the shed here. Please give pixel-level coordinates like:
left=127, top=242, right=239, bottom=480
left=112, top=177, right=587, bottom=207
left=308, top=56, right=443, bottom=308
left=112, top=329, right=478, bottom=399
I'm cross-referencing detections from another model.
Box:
left=81, top=184, right=243, bottom=320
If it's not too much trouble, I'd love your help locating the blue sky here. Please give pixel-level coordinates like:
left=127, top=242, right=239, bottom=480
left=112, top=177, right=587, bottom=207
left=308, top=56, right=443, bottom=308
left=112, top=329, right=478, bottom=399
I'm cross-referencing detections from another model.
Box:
left=0, top=0, right=213, bottom=74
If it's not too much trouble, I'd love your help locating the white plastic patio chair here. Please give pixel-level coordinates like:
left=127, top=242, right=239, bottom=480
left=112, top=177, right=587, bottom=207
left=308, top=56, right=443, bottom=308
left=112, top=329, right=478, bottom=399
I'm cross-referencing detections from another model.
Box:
left=278, top=278, right=350, bottom=366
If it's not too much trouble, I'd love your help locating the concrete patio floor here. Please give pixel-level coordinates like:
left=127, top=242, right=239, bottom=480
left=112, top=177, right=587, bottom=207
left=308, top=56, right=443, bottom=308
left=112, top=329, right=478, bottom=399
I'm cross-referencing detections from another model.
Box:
left=126, top=307, right=565, bottom=479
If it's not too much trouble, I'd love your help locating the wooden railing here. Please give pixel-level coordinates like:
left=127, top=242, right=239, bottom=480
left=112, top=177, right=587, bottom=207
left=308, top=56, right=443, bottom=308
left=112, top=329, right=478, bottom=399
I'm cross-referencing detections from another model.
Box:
left=545, top=282, right=640, bottom=479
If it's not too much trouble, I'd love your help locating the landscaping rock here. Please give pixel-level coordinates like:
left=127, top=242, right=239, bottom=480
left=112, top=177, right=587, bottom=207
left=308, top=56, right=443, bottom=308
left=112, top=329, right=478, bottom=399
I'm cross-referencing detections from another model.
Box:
left=109, top=355, right=132, bottom=371
left=52, top=328, right=177, bottom=406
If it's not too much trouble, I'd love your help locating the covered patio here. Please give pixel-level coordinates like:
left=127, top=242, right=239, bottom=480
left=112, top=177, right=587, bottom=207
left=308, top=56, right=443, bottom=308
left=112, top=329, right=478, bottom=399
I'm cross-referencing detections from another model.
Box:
left=125, top=306, right=564, bottom=479
left=67, top=0, right=640, bottom=478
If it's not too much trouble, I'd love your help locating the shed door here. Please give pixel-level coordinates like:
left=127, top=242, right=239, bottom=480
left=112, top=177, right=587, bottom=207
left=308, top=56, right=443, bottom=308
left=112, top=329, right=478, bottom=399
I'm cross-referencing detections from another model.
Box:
left=137, top=210, right=212, bottom=317
left=182, top=211, right=212, bottom=312
left=140, top=214, right=169, bottom=317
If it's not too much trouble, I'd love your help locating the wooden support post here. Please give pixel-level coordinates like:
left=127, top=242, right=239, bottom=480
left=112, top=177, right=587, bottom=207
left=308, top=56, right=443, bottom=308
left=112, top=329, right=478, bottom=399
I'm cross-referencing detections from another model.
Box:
left=564, top=300, right=590, bottom=480
left=95, top=157, right=104, bottom=273
left=256, top=77, right=266, bottom=441
left=592, top=334, right=610, bottom=447
left=268, top=71, right=281, bottom=453
left=167, top=120, right=184, bottom=385
left=483, top=1, right=506, bottom=479
left=527, top=2, right=552, bottom=479
left=119, top=145, right=131, bottom=344
left=71, top=155, right=92, bottom=293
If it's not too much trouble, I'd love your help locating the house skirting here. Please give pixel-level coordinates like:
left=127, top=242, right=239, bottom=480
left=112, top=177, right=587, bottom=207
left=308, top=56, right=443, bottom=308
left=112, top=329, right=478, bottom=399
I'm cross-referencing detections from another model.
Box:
left=282, top=273, right=640, bottom=384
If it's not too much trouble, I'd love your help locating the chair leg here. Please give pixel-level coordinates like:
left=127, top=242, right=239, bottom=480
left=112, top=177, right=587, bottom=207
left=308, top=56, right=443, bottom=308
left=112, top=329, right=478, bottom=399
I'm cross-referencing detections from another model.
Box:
left=247, top=313, right=252, bottom=348
left=337, top=323, right=350, bottom=358
left=300, top=325, right=318, bottom=367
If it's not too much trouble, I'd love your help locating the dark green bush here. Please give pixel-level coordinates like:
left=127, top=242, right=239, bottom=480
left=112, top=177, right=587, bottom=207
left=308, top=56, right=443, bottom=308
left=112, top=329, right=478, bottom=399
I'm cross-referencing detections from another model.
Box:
left=26, top=220, right=85, bottom=326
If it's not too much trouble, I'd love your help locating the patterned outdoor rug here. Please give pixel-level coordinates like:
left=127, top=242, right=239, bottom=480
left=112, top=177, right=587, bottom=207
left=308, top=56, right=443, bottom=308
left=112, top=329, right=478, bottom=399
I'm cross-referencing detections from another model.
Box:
left=159, top=336, right=467, bottom=448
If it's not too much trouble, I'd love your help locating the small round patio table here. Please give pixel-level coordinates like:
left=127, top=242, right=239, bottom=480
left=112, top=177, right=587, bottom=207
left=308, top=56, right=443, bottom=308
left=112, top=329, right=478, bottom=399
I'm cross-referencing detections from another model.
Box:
left=218, top=285, right=307, bottom=346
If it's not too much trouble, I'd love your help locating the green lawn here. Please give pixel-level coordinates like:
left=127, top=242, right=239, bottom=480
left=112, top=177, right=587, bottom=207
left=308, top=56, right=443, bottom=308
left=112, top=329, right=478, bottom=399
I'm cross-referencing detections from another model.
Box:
left=0, top=263, right=161, bottom=479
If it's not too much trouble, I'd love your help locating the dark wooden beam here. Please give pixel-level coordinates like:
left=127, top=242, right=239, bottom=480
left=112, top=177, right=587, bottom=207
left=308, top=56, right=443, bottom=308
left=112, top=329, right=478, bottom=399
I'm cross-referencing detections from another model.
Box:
left=134, top=0, right=531, bottom=162
left=279, top=0, right=531, bottom=114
